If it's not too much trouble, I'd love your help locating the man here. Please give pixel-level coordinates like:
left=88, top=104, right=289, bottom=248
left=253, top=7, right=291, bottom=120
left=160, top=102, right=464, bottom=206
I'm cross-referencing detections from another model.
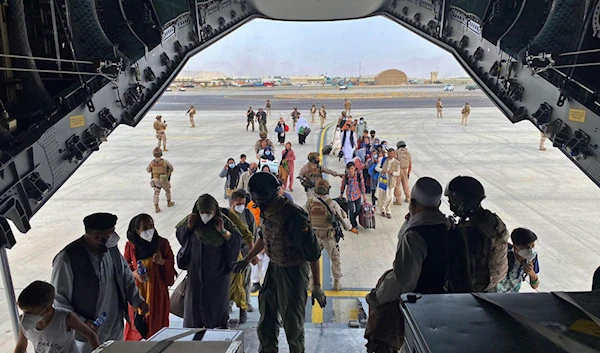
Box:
left=257, top=108, right=268, bottom=133
left=51, top=213, right=149, bottom=353
left=344, top=98, right=352, bottom=114
left=254, top=131, right=275, bottom=153
left=436, top=98, right=443, bottom=118
left=238, top=154, right=250, bottom=172
left=357, top=117, right=368, bottom=139
left=237, top=162, right=258, bottom=193
left=539, top=132, right=547, bottom=151
left=370, top=130, right=377, bottom=141
left=147, top=147, right=175, bottom=213
left=187, top=105, right=196, bottom=128
left=445, top=176, right=509, bottom=292
left=394, top=141, right=412, bottom=206
left=375, top=148, right=401, bottom=218
left=247, top=107, right=256, bottom=131
left=290, top=107, right=300, bottom=130
left=337, top=111, right=348, bottom=129
left=340, top=122, right=357, bottom=164
left=298, top=152, right=343, bottom=198
left=232, top=172, right=326, bottom=353
left=461, top=102, right=471, bottom=125
left=341, top=161, right=366, bottom=232
left=153, top=115, right=168, bottom=151
left=307, top=179, right=353, bottom=291
left=310, top=104, right=317, bottom=123
left=265, top=99, right=272, bottom=115
left=364, top=177, right=452, bottom=353
left=319, top=104, right=327, bottom=129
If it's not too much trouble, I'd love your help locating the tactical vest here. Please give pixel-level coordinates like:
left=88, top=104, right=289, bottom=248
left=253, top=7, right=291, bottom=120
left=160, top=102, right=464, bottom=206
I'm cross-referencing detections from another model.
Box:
left=150, top=159, right=168, bottom=179
left=260, top=197, right=306, bottom=266
left=308, top=197, right=333, bottom=229
left=153, top=121, right=162, bottom=131
left=306, top=163, right=322, bottom=184
left=397, top=148, right=411, bottom=169
left=189, top=108, right=196, bottom=116
left=462, top=106, right=471, bottom=115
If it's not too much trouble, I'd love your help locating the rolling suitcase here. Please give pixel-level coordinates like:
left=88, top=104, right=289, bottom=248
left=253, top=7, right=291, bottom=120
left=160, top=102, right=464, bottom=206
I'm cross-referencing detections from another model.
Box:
left=333, top=197, right=348, bottom=214
left=322, top=144, right=333, bottom=155
left=359, top=202, right=376, bottom=229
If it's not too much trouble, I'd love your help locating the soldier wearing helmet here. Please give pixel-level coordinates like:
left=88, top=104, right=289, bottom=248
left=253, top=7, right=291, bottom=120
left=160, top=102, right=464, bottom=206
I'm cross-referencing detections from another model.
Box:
left=232, top=172, right=326, bottom=353
left=254, top=131, right=275, bottom=153
left=153, top=115, right=168, bottom=151
left=298, top=152, right=343, bottom=198
left=146, top=147, right=174, bottom=213
left=445, top=176, right=509, bottom=292
left=393, top=140, right=412, bottom=205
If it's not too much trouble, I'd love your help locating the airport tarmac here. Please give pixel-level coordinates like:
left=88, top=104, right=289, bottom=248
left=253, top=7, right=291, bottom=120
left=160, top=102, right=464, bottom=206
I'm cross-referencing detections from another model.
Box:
left=0, top=91, right=599, bottom=350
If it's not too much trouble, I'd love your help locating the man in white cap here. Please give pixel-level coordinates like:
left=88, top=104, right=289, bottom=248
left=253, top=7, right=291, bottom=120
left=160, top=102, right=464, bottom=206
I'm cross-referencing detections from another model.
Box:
left=364, top=177, right=452, bottom=353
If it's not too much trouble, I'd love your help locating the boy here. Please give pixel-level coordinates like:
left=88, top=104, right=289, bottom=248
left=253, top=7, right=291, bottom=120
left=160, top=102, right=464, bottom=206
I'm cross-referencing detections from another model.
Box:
left=496, top=228, right=540, bottom=293
left=14, top=281, right=99, bottom=353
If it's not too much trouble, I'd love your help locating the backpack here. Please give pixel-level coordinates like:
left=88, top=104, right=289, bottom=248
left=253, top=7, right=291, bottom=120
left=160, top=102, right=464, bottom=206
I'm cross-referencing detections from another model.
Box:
left=308, top=198, right=331, bottom=229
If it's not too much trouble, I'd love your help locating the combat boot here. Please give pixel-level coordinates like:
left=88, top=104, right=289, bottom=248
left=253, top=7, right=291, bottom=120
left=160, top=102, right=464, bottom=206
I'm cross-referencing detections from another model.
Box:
left=167, top=201, right=175, bottom=207
left=239, top=309, right=248, bottom=324
left=333, top=278, right=342, bottom=291
left=155, top=204, right=161, bottom=213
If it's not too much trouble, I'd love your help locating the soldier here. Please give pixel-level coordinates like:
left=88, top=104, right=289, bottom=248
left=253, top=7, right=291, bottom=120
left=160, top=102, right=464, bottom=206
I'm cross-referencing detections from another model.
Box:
left=247, top=107, right=256, bottom=131
left=254, top=131, right=275, bottom=154
left=290, top=107, right=300, bottom=130
left=461, top=102, right=471, bottom=125
left=306, top=179, right=353, bottom=290
left=186, top=105, right=196, bottom=128
left=444, top=176, right=509, bottom=292
left=539, top=132, right=547, bottom=151
left=393, top=141, right=412, bottom=205
left=265, top=99, right=272, bottom=115
left=310, top=104, right=317, bottom=123
left=344, top=98, right=352, bottom=114
left=375, top=148, right=401, bottom=218
left=153, top=115, right=168, bottom=151
left=436, top=98, right=443, bottom=118
left=147, top=147, right=174, bottom=213
left=319, top=104, right=327, bottom=129
left=232, top=172, right=326, bottom=353
left=257, top=108, right=268, bottom=133
left=298, top=152, right=343, bottom=198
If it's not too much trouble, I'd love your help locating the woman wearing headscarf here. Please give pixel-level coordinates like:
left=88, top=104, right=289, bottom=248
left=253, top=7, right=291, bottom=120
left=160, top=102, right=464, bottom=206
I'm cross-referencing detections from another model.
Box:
left=275, top=117, right=287, bottom=145
left=219, top=157, right=243, bottom=204
left=296, top=114, right=310, bottom=145
left=281, top=142, right=296, bottom=191
left=331, top=126, right=342, bottom=156
left=175, top=194, right=242, bottom=328
left=124, top=214, right=176, bottom=340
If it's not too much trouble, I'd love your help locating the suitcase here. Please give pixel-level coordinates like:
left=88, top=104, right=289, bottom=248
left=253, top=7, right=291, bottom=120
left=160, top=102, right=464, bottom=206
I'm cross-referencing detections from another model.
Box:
left=333, top=197, right=348, bottom=214
left=359, top=202, right=376, bottom=229
left=322, top=144, right=333, bottom=155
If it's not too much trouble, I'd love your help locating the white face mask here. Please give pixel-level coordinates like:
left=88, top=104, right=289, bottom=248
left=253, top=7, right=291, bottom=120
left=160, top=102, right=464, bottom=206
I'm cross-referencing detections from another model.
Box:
left=234, top=205, right=245, bottom=214
left=21, top=313, right=43, bottom=331
left=104, top=233, right=120, bottom=248
left=517, top=248, right=536, bottom=262
left=200, top=213, right=214, bottom=224
left=139, top=229, right=154, bottom=242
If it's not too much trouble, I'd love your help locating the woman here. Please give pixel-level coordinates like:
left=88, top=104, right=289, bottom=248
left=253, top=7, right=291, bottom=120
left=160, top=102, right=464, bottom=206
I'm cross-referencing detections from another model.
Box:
left=176, top=194, right=242, bottom=328
left=296, top=114, right=310, bottom=145
left=275, top=117, right=287, bottom=145
left=331, top=126, right=342, bottom=156
left=218, top=158, right=242, bottom=204
left=124, top=214, right=176, bottom=340
left=281, top=142, right=296, bottom=191
left=310, top=104, right=317, bottom=122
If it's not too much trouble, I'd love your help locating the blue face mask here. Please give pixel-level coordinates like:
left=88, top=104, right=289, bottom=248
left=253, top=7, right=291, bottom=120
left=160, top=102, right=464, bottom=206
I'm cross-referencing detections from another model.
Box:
left=265, top=151, right=271, bottom=156
left=228, top=163, right=235, bottom=168
left=382, top=144, right=388, bottom=148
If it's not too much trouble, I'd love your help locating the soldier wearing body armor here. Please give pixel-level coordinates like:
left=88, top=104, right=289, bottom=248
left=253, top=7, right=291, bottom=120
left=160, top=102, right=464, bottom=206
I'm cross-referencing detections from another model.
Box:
left=393, top=141, right=412, bottom=205
left=319, top=104, right=327, bottom=129
left=306, top=179, right=353, bottom=290
left=298, top=152, right=343, bottom=198
left=461, top=102, right=471, bottom=125
left=290, top=107, right=300, bottom=130
left=153, top=115, right=168, bottom=151
left=232, top=172, right=326, bottom=353
left=147, top=147, right=175, bottom=213
left=344, top=98, right=352, bottom=114
left=187, top=105, right=196, bottom=128
left=445, top=176, right=509, bottom=292
left=254, top=131, right=275, bottom=154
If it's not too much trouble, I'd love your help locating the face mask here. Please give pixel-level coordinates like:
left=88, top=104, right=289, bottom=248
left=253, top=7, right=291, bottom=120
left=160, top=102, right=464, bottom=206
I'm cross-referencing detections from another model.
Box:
left=265, top=151, right=271, bottom=156
left=139, top=229, right=154, bottom=242
left=228, top=163, right=235, bottom=169
left=104, top=233, right=120, bottom=248
left=517, top=248, right=536, bottom=262
left=382, top=144, right=388, bottom=148
left=200, top=213, right=214, bottom=224
left=360, top=120, right=364, bottom=123
left=21, top=313, right=43, bottom=331
left=250, top=168, right=257, bottom=174
left=234, top=205, right=245, bottom=213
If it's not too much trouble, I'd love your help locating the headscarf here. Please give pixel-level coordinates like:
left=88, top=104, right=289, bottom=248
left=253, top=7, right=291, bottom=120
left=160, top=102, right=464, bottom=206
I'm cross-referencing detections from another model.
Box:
left=261, top=147, right=275, bottom=161
left=226, top=162, right=241, bottom=189
left=296, top=115, right=309, bottom=134
left=127, top=214, right=159, bottom=260
left=175, top=194, right=230, bottom=247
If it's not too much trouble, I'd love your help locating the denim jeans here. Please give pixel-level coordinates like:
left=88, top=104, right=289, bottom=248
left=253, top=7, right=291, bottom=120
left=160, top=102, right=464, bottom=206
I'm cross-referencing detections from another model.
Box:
left=348, top=198, right=362, bottom=228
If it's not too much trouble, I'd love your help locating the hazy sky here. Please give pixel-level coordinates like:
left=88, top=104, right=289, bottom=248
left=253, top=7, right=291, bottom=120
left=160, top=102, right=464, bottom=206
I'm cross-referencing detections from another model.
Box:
left=185, top=16, right=467, bottom=78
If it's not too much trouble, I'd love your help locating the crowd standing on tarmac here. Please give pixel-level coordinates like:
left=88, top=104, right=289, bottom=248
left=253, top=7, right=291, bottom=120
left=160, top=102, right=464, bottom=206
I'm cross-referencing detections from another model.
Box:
left=16, top=96, right=578, bottom=353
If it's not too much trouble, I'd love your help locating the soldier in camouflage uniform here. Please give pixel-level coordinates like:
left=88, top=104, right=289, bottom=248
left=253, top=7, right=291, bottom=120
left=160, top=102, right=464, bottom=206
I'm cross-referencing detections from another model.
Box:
left=147, top=147, right=174, bottom=213
left=232, top=172, right=326, bottom=353
left=298, top=152, right=343, bottom=198
left=393, top=141, right=412, bottom=205
left=444, top=176, right=509, bottom=292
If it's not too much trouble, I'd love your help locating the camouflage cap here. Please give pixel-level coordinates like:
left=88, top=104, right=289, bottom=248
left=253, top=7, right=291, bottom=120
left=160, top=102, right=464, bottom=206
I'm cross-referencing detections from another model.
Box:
left=314, top=179, right=331, bottom=195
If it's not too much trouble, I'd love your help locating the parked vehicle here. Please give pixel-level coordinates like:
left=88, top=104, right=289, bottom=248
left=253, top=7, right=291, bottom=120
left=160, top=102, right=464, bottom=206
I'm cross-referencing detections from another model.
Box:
left=444, top=84, right=455, bottom=91
left=339, top=85, right=348, bottom=90
left=178, top=87, right=186, bottom=91
left=466, top=84, right=479, bottom=90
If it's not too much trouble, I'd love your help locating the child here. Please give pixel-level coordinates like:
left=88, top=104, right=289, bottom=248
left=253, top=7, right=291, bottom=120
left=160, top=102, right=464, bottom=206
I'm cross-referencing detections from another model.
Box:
left=496, top=228, right=540, bottom=293
left=14, top=281, right=99, bottom=353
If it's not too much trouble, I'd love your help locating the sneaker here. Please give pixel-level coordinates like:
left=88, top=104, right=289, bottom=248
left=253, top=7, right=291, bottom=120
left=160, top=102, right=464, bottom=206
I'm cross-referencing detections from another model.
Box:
left=250, top=283, right=262, bottom=293
left=386, top=213, right=392, bottom=219
left=239, top=309, right=248, bottom=324
left=380, top=212, right=386, bottom=217
left=247, top=304, right=254, bottom=313
left=350, top=228, right=359, bottom=234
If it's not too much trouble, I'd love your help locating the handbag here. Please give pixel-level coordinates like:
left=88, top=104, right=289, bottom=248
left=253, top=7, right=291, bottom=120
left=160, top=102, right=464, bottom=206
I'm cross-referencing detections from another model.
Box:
left=275, top=125, right=284, bottom=133
left=378, top=175, right=388, bottom=191
left=226, top=188, right=234, bottom=198
left=284, top=125, right=290, bottom=132
left=170, top=274, right=188, bottom=318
